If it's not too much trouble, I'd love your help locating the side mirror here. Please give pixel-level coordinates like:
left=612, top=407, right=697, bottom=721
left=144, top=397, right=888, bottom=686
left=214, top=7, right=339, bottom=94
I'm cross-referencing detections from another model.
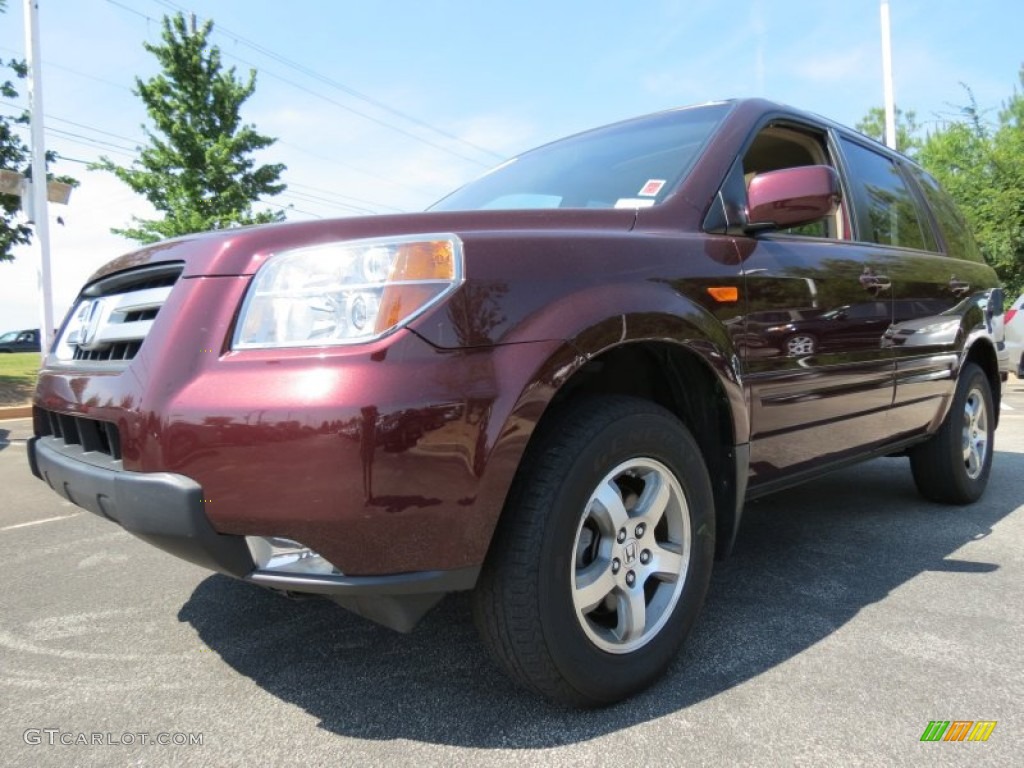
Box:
left=746, top=165, right=840, bottom=233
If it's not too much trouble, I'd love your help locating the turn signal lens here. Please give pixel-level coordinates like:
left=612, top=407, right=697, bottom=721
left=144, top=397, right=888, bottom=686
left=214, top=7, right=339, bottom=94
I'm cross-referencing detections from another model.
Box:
left=706, top=286, right=739, bottom=303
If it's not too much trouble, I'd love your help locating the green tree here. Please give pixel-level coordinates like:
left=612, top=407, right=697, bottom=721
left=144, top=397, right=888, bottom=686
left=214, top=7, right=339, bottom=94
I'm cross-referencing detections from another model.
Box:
left=1, top=60, right=31, bottom=262
left=1, top=0, right=32, bottom=262
left=0, top=0, right=77, bottom=263
left=97, top=12, right=285, bottom=243
left=918, top=78, right=1024, bottom=298
left=855, top=106, right=922, bottom=156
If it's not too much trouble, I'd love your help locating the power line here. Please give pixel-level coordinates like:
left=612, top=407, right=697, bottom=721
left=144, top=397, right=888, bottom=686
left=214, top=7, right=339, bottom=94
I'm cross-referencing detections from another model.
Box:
left=278, top=188, right=377, bottom=216
left=221, top=48, right=492, bottom=168
left=149, top=0, right=504, bottom=161
left=3, top=105, right=414, bottom=213
left=45, top=133, right=137, bottom=159
left=0, top=113, right=137, bottom=159
left=103, top=0, right=497, bottom=167
left=0, top=45, right=133, bottom=93
left=287, top=181, right=406, bottom=213
left=3, top=92, right=435, bottom=200
left=45, top=126, right=138, bottom=154
left=0, top=100, right=143, bottom=144
left=6, top=31, right=447, bottom=200
left=270, top=198, right=324, bottom=220
left=275, top=139, right=435, bottom=198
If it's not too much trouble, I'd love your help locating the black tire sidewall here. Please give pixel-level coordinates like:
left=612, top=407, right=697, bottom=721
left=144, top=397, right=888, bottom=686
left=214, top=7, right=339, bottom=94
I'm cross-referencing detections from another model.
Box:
left=534, top=407, right=715, bottom=704
left=945, top=365, right=994, bottom=500
left=910, top=361, right=995, bottom=504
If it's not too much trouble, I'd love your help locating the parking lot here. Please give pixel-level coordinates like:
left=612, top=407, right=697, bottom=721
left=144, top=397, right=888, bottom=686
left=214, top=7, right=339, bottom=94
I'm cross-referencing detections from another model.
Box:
left=2, top=380, right=1023, bottom=766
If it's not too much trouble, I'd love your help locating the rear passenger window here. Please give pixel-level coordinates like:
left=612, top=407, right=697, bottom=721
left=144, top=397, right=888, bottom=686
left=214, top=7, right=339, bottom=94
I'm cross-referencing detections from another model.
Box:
left=905, top=166, right=983, bottom=262
left=839, top=138, right=932, bottom=251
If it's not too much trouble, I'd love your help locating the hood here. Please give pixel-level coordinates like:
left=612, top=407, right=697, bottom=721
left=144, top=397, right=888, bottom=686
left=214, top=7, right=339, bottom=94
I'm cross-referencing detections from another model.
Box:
left=86, top=208, right=639, bottom=283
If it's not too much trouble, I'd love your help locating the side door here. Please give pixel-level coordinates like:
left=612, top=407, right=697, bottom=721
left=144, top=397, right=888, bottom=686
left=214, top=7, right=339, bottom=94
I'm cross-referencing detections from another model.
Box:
left=16, top=331, right=37, bottom=352
left=727, top=120, right=898, bottom=490
left=875, top=157, right=1002, bottom=434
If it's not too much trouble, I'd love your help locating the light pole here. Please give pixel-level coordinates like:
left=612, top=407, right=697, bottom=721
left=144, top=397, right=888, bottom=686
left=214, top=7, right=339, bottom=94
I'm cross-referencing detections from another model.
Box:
left=880, top=0, right=897, bottom=150
left=22, top=0, right=55, bottom=360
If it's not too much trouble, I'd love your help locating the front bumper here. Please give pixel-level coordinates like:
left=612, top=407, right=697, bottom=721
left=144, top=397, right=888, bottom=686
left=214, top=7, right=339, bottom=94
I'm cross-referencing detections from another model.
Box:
left=28, top=435, right=479, bottom=631
left=30, top=436, right=252, bottom=577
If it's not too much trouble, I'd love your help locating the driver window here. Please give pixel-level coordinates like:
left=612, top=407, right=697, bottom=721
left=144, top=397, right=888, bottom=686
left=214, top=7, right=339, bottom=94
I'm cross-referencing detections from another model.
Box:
left=743, top=126, right=846, bottom=239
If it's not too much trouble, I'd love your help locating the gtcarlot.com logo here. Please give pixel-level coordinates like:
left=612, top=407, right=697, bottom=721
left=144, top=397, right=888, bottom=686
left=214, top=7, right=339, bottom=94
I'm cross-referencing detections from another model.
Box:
left=23, top=729, right=203, bottom=747
left=920, top=720, right=996, bottom=742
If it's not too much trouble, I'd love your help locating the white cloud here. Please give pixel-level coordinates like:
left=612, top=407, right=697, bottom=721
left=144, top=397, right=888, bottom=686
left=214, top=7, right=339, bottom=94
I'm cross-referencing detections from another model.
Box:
left=791, top=47, right=872, bottom=84
left=0, top=171, right=154, bottom=333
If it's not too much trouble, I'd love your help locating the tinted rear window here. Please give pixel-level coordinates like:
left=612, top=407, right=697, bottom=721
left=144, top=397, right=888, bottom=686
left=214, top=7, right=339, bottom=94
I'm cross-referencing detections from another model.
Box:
left=431, top=103, right=731, bottom=212
left=839, top=138, right=932, bottom=251
left=905, top=165, right=983, bottom=262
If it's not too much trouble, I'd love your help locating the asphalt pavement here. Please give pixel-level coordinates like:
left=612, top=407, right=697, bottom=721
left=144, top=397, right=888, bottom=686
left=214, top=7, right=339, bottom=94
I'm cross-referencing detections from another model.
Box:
left=2, top=380, right=1023, bottom=766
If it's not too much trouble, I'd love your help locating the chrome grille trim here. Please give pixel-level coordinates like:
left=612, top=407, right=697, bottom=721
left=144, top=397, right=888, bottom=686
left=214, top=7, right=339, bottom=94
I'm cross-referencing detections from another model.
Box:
left=55, top=263, right=183, bottom=364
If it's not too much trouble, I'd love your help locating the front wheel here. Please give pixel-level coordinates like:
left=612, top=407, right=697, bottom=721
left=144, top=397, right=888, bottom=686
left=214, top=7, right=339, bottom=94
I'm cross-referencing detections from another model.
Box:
left=472, top=396, right=715, bottom=706
left=909, top=361, right=994, bottom=504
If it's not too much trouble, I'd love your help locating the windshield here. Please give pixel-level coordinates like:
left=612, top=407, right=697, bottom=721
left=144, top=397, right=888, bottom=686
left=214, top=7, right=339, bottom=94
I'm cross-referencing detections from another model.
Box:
left=431, top=103, right=731, bottom=212
left=0, top=332, right=18, bottom=343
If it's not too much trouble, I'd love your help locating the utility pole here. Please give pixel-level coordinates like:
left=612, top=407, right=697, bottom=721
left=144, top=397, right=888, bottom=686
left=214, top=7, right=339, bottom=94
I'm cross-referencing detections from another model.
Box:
left=880, top=0, right=897, bottom=150
left=23, top=0, right=55, bottom=360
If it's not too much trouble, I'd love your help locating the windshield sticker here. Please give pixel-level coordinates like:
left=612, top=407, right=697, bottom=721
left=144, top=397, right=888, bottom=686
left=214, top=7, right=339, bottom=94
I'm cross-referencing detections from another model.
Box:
left=615, top=198, right=657, bottom=209
left=638, top=179, right=666, bottom=197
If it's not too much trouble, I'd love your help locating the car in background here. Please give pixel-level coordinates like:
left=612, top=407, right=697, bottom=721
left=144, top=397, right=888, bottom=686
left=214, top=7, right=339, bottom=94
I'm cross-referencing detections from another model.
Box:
left=761, top=299, right=949, bottom=357
left=0, top=329, right=40, bottom=353
left=1006, top=293, right=1024, bottom=377
left=883, top=294, right=1005, bottom=352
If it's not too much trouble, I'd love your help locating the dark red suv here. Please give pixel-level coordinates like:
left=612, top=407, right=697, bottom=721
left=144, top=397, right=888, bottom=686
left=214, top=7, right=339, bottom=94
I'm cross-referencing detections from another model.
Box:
left=28, top=99, right=1007, bottom=706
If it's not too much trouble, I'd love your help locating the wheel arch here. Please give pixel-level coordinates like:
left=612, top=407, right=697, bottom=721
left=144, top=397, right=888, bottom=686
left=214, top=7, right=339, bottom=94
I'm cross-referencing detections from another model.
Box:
left=477, top=321, right=749, bottom=563
left=963, top=336, right=1001, bottom=428
left=547, top=339, right=746, bottom=560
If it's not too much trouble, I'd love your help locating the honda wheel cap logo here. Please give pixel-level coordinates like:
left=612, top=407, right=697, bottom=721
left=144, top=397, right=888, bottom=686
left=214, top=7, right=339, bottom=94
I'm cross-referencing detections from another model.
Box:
left=623, top=540, right=638, bottom=566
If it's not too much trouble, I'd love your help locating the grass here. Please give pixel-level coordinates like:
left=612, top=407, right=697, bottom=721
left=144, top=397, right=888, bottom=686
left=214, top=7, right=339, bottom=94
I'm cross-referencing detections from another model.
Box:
left=0, top=352, right=40, bottom=407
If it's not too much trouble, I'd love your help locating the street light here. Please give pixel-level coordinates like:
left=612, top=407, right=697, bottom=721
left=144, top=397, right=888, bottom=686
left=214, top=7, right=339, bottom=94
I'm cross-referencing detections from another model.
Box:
left=880, top=0, right=897, bottom=149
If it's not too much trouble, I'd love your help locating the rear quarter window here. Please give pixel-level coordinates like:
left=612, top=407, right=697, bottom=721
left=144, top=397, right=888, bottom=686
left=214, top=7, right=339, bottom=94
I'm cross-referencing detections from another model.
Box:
left=905, top=165, right=984, bottom=262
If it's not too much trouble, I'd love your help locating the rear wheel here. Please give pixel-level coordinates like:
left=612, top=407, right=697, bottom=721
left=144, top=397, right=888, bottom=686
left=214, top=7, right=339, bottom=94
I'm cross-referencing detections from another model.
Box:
left=909, top=362, right=994, bottom=504
left=784, top=333, right=817, bottom=356
left=473, top=396, right=715, bottom=706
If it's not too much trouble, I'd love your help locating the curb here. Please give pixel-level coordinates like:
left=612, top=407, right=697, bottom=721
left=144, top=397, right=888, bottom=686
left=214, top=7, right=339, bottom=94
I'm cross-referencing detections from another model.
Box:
left=0, top=405, right=32, bottom=420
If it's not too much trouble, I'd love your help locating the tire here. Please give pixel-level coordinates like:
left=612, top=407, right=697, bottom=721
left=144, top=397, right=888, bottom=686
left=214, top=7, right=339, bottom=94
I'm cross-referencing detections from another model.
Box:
left=472, top=396, right=715, bottom=706
left=785, top=333, right=817, bottom=356
left=909, top=362, right=994, bottom=504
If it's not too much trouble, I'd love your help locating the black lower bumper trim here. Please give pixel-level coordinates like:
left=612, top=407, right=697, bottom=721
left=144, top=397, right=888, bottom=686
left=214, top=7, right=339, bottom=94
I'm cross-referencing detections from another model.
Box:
left=248, top=565, right=480, bottom=596
left=29, top=436, right=254, bottom=578
left=28, top=435, right=482, bottom=630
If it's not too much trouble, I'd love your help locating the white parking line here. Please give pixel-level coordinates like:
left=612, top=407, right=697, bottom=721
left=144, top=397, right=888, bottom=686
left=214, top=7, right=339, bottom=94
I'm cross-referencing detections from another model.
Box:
left=0, top=514, right=78, bottom=532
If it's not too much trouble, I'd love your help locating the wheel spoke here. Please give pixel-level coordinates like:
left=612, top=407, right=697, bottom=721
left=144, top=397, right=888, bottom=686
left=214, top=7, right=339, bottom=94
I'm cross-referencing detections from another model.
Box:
left=648, top=543, right=684, bottom=581
left=962, top=390, right=989, bottom=479
left=574, top=560, right=617, bottom=614
left=569, top=455, right=693, bottom=654
left=590, top=478, right=630, bottom=534
left=614, top=587, right=647, bottom=644
left=634, top=471, right=671, bottom=530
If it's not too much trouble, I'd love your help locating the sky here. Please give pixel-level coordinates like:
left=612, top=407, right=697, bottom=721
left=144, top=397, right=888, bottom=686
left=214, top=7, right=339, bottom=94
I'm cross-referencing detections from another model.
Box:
left=0, top=0, right=1021, bottom=334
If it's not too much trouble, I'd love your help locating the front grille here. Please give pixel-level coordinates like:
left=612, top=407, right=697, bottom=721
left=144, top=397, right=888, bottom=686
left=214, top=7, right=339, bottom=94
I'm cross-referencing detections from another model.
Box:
left=74, top=341, right=142, bottom=362
left=36, top=407, right=122, bottom=460
left=56, top=262, right=184, bottom=365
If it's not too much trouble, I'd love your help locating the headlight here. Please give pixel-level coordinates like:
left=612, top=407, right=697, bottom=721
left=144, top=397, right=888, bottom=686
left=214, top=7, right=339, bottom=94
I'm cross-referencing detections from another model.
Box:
left=233, top=234, right=463, bottom=349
